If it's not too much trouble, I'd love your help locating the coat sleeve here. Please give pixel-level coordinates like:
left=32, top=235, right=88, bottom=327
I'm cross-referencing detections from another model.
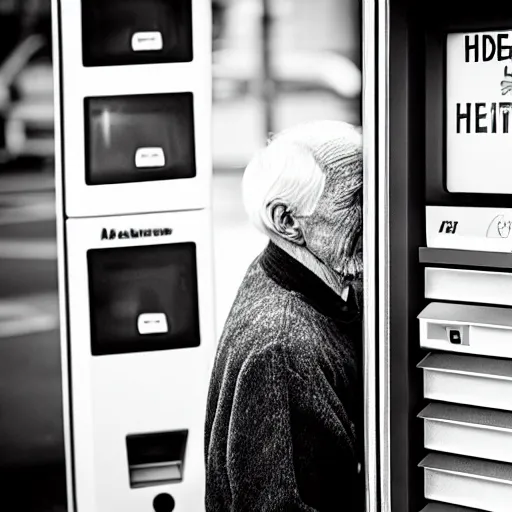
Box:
left=225, top=344, right=316, bottom=512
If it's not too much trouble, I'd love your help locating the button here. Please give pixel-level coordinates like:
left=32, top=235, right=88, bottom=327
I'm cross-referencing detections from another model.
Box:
left=137, top=313, right=168, bottom=335
left=448, top=329, right=462, bottom=344
left=135, top=147, right=166, bottom=169
left=153, top=493, right=175, bottom=512
left=131, top=31, right=164, bottom=52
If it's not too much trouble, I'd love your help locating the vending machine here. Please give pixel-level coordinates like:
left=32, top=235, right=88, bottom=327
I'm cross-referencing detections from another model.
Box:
left=51, top=1, right=215, bottom=511
left=364, top=0, right=512, bottom=511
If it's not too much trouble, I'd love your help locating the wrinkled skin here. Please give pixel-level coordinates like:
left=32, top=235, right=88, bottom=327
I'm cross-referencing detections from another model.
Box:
left=301, top=152, right=363, bottom=302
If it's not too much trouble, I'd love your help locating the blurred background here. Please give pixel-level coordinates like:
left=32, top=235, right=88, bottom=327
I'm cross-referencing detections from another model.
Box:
left=0, top=0, right=361, bottom=509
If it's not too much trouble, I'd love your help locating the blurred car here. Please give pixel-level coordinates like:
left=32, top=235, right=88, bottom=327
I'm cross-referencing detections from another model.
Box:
left=0, top=34, right=54, bottom=167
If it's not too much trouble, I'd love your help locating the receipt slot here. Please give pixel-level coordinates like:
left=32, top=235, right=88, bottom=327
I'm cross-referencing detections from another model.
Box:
left=52, top=0, right=213, bottom=510
left=364, top=1, right=512, bottom=512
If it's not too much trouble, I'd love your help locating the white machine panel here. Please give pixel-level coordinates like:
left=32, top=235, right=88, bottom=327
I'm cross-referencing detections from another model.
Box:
left=419, top=302, right=512, bottom=358
left=419, top=402, right=512, bottom=464
left=58, top=0, right=211, bottom=217
left=65, top=210, right=215, bottom=512
left=419, top=453, right=512, bottom=511
left=418, top=353, right=512, bottom=411
left=425, top=267, right=512, bottom=306
left=426, top=206, right=512, bottom=252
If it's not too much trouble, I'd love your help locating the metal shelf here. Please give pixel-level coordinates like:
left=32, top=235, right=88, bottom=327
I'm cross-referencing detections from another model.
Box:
left=419, top=247, right=512, bottom=269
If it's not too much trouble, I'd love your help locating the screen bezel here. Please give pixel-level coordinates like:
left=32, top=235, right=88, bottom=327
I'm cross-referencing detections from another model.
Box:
left=425, top=10, right=512, bottom=206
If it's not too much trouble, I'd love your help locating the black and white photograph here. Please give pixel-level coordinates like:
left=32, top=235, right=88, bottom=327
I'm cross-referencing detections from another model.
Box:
left=3, top=0, right=512, bottom=511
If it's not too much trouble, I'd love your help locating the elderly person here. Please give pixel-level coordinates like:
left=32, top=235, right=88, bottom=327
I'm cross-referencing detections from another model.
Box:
left=205, top=120, right=364, bottom=512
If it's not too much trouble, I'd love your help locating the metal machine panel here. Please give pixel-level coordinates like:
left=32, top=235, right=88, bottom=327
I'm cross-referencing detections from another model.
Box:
left=425, top=267, right=512, bottom=307
left=419, top=402, right=512, bottom=463
left=419, top=453, right=512, bottom=511
left=419, top=302, right=512, bottom=358
left=418, top=353, right=512, bottom=411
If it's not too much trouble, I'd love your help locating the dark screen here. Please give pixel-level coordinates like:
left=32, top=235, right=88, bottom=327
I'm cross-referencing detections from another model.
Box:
left=81, top=0, right=193, bottom=67
left=87, top=242, right=200, bottom=356
left=84, top=93, right=196, bottom=186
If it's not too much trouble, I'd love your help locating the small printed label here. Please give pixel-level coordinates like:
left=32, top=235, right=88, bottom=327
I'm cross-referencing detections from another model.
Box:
left=137, top=313, right=168, bottom=335
left=131, top=31, right=164, bottom=52
left=100, top=227, right=173, bottom=241
left=427, top=206, right=512, bottom=252
left=135, top=147, right=166, bottom=169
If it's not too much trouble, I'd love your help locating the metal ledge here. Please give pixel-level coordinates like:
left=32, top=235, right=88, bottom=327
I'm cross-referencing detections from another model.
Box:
left=418, top=301, right=512, bottom=328
left=419, top=452, right=512, bottom=484
left=418, top=352, right=512, bottom=380
left=421, top=503, right=485, bottom=512
left=419, top=402, right=512, bottom=431
left=419, top=247, right=512, bottom=269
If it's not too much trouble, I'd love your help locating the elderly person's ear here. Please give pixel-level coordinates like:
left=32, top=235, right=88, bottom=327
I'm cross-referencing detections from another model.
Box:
left=268, top=200, right=305, bottom=246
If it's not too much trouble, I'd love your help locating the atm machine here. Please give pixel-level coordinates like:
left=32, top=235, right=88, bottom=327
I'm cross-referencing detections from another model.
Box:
left=51, top=1, right=214, bottom=511
left=365, top=1, right=512, bottom=511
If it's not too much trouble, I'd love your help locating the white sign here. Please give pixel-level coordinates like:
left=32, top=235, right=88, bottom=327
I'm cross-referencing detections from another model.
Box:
left=426, top=205, right=512, bottom=252
left=447, top=30, right=512, bottom=193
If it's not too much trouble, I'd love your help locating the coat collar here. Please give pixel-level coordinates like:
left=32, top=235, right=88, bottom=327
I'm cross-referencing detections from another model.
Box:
left=259, top=241, right=361, bottom=324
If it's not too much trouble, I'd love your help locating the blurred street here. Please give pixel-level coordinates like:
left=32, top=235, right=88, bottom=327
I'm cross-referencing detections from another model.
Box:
left=0, top=165, right=65, bottom=511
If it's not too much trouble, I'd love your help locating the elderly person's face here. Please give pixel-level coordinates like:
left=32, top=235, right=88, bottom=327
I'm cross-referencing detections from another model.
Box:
left=300, top=157, right=363, bottom=284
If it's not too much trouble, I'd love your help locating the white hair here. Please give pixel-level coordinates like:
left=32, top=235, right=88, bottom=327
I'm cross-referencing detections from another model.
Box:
left=242, top=136, right=326, bottom=237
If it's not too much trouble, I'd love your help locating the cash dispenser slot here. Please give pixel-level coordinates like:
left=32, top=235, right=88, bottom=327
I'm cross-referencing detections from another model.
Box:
left=417, top=353, right=512, bottom=411
left=419, top=452, right=512, bottom=511
left=418, top=402, right=512, bottom=463
left=420, top=504, right=485, bottom=512
left=81, top=0, right=193, bottom=67
left=87, top=242, right=200, bottom=356
left=127, top=430, right=188, bottom=488
left=418, top=302, right=512, bottom=358
left=425, top=267, right=512, bottom=307
left=84, top=93, right=196, bottom=186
